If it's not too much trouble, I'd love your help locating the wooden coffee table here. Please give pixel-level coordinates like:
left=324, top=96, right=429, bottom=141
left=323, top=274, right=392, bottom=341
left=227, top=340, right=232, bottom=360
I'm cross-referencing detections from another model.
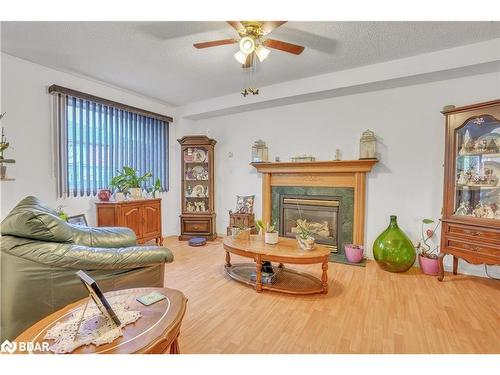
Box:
left=223, top=235, right=331, bottom=295
left=14, top=287, right=187, bottom=354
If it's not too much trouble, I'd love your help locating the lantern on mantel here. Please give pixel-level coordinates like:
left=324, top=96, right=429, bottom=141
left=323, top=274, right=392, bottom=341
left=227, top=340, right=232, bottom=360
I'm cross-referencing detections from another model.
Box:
left=359, top=129, right=378, bottom=160
left=252, top=139, right=269, bottom=163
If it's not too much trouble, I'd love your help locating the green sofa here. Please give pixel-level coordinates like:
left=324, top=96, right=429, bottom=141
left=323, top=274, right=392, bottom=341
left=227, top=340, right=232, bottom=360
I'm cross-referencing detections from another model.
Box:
left=0, top=196, right=173, bottom=341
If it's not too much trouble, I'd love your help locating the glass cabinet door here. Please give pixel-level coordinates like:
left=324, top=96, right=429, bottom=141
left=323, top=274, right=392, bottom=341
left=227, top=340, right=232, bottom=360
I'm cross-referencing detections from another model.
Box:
left=183, top=146, right=210, bottom=213
left=454, top=115, right=500, bottom=220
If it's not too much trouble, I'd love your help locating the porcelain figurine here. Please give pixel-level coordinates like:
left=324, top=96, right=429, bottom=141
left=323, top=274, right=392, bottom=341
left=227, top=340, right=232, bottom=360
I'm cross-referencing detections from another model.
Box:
left=457, top=171, right=469, bottom=185
left=455, top=201, right=468, bottom=216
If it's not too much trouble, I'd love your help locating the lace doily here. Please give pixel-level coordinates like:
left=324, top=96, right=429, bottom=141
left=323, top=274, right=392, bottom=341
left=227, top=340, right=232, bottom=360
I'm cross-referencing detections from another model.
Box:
left=44, top=295, right=141, bottom=354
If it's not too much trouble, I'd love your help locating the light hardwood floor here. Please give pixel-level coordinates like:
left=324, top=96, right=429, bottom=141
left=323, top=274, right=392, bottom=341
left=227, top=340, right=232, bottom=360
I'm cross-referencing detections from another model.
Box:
left=162, top=236, right=500, bottom=354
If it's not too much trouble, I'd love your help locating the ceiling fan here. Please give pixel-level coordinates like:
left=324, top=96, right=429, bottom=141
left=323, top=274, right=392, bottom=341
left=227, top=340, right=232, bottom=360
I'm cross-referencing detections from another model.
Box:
left=193, top=21, right=305, bottom=68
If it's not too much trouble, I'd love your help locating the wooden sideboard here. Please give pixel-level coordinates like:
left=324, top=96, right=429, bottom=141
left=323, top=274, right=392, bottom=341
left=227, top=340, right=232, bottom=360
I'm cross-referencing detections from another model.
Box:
left=96, top=198, right=163, bottom=245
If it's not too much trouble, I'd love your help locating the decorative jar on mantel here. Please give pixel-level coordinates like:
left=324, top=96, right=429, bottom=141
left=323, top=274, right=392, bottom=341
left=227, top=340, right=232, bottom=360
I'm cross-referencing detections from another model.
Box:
left=359, top=129, right=377, bottom=159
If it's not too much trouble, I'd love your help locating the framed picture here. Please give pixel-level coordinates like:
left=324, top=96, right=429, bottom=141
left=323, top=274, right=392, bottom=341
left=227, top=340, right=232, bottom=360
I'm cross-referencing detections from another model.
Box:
left=235, top=195, right=255, bottom=214
left=68, top=214, right=88, bottom=226
left=76, top=270, right=121, bottom=326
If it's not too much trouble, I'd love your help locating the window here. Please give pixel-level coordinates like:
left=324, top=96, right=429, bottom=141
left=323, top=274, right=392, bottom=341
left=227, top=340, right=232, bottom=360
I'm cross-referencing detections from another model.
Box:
left=52, top=86, right=170, bottom=197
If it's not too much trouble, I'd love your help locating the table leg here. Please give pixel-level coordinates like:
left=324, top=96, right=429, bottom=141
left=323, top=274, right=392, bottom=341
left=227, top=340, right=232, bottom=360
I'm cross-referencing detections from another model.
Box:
left=321, top=261, right=328, bottom=294
left=437, top=253, right=445, bottom=281
left=169, top=335, right=180, bottom=354
left=225, top=252, right=232, bottom=267
left=453, top=256, right=458, bottom=275
left=256, top=256, right=263, bottom=293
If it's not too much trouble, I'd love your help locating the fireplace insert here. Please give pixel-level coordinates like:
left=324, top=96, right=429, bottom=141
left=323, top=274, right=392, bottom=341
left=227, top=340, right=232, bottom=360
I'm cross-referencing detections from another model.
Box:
left=280, top=194, right=341, bottom=253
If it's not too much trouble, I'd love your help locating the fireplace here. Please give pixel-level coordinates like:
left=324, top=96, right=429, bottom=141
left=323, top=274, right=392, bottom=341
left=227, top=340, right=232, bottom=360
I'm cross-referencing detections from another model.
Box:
left=280, top=195, right=342, bottom=252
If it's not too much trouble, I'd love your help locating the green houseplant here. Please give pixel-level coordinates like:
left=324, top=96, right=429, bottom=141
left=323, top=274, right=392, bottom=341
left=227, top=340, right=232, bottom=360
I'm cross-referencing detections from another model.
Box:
left=415, top=218, right=440, bottom=276
left=148, top=178, right=162, bottom=198
left=0, top=113, right=16, bottom=180
left=110, top=166, right=152, bottom=200
left=296, top=219, right=315, bottom=250
left=255, top=220, right=279, bottom=244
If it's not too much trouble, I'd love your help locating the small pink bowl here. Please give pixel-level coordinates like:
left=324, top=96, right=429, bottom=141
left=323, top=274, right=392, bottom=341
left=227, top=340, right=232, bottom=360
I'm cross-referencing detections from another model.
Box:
left=345, top=244, right=364, bottom=263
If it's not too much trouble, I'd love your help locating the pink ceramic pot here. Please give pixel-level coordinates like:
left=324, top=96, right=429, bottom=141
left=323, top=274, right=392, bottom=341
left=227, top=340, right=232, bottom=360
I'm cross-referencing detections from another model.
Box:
left=345, top=244, right=364, bottom=263
left=418, top=254, right=439, bottom=276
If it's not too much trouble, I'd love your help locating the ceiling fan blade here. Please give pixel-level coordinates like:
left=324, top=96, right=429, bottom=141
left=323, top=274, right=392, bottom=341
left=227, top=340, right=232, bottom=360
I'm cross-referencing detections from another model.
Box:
left=263, top=39, right=305, bottom=55
left=227, top=21, right=245, bottom=33
left=193, top=39, right=238, bottom=49
left=242, top=53, right=254, bottom=69
left=260, top=21, right=287, bottom=35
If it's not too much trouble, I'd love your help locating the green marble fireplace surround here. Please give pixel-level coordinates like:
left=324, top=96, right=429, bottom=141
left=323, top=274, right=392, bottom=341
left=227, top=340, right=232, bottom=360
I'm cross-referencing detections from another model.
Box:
left=271, top=186, right=354, bottom=253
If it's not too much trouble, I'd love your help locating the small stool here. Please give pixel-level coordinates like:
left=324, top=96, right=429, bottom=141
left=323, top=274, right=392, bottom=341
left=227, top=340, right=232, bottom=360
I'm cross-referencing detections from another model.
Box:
left=188, top=237, right=207, bottom=247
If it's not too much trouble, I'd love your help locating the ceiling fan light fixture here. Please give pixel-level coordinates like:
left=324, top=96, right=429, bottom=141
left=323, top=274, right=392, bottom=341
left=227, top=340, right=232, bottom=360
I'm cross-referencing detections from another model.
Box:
left=255, top=45, right=271, bottom=62
left=233, top=50, right=247, bottom=64
left=239, top=36, right=255, bottom=54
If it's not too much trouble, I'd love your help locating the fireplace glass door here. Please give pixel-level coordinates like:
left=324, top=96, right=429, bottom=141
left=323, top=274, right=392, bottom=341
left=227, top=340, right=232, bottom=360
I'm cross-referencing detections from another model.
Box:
left=280, top=195, right=340, bottom=251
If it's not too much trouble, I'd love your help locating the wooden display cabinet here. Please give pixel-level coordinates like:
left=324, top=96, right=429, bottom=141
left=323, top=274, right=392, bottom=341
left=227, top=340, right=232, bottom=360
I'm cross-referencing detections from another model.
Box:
left=439, top=99, right=500, bottom=280
left=178, top=135, right=217, bottom=240
left=96, top=198, right=163, bottom=245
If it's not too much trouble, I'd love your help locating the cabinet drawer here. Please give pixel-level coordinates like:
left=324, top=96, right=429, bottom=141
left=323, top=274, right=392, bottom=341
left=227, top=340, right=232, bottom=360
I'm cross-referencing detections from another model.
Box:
left=446, top=238, right=500, bottom=258
left=445, top=223, right=500, bottom=245
left=183, top=219, right=211, bottom=234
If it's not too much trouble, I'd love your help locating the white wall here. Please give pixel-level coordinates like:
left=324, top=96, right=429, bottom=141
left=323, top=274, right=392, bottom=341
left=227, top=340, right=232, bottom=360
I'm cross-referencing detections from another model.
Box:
left=0, top=53, right=179, bottom=235
left=179, top=71, right=500, bottom=278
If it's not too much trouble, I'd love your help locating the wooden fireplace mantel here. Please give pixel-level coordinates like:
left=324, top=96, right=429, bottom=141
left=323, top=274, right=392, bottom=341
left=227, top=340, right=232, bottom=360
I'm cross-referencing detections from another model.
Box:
left=251, top=159, right=378, bottom=245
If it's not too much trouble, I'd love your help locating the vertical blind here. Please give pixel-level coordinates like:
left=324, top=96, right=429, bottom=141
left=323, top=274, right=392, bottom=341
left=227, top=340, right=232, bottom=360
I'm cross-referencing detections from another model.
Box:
left=54, top=93, right=169, bottom=197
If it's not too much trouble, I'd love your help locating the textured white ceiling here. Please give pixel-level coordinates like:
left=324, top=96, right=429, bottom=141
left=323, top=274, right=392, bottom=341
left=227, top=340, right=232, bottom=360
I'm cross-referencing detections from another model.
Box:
left=2, top=21, right=499, bottom=105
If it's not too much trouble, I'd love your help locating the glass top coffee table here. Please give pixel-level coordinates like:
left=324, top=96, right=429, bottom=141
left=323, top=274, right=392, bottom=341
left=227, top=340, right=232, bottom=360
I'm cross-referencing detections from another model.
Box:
left=223, top=235, right=331, bottom=295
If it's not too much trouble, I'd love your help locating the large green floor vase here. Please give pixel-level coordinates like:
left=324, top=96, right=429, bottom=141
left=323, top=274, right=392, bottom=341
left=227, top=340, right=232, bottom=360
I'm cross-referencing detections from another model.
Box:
left=373, top=215, right=416, bottom=273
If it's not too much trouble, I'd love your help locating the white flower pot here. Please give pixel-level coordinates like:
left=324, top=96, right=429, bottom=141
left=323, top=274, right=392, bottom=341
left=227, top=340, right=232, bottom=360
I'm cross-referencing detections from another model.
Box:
left=115, top=192, right=126, bottom=201
left=129, top=188, right=142, bottom=200
left=265, top=232, right=279, bottom=244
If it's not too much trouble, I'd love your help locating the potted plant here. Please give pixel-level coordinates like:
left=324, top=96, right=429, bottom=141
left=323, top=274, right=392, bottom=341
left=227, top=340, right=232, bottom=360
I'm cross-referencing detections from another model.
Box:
left=0, top=113, right=16, bottom=180
left=110, top=166, right=152, bottom=200
left=296, top=220, right=315, bottom=250
left=122, top=166, right=152, bottom=199
left=147, top=178, right=162, bottom=198
left=231, top=224, right=251, bottom=240
left=345, top=244, right=364, bottom=263
left=415, top=218, right=441, bottom=275
left=55, top=205, right=69, bottom=222
left=264, top=222, right=278, bottom=244
left=255, top=219, right=265, bottom=236
left=109, top=173, right=129, bottom=201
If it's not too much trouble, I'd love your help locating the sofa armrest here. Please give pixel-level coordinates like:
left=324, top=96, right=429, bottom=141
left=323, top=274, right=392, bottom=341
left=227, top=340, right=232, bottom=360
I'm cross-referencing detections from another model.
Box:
left=70, top=225, right=137, bottom=248
left=1, top=236, right=173, bottom=270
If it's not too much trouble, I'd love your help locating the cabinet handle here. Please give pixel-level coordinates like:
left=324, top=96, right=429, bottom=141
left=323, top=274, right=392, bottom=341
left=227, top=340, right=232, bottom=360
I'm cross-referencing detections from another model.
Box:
left=193, top=225, right=200, bottom=230
left=464, top=244, right=480, bottom=252
left=465, top=230, right=481, bottom=236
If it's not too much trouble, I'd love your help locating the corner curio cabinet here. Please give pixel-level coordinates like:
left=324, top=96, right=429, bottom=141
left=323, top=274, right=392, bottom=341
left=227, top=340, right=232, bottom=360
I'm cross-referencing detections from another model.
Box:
left=439, top=100, right=500, bottom=280
left=178, top=135, right=217, bottom=240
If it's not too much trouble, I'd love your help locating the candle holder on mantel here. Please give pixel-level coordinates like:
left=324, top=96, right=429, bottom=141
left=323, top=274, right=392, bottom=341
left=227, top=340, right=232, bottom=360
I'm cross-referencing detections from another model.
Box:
left=251, top=140, right=269, bottom=163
